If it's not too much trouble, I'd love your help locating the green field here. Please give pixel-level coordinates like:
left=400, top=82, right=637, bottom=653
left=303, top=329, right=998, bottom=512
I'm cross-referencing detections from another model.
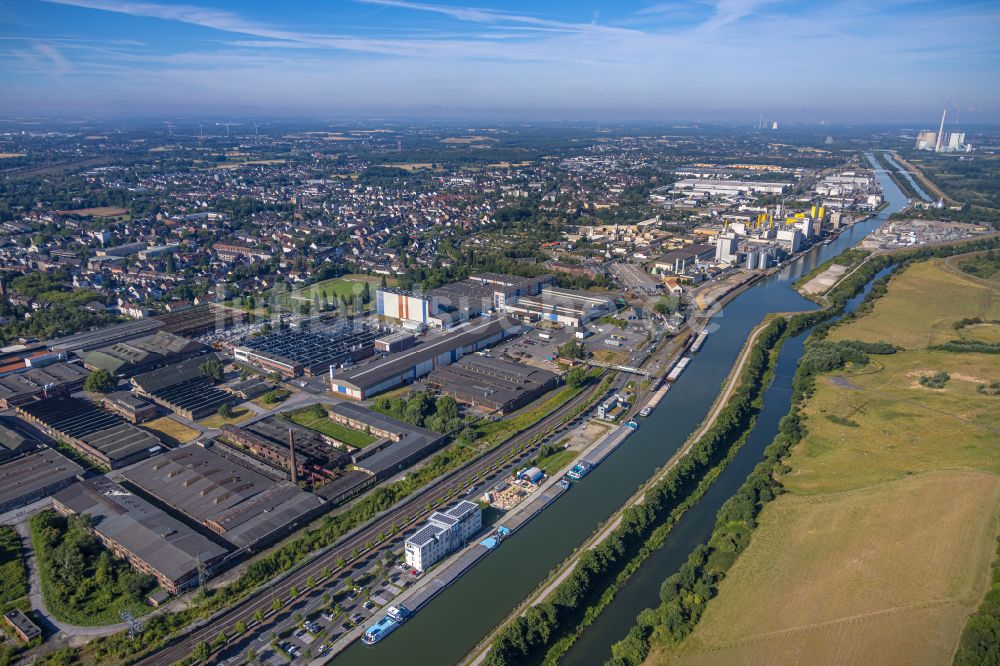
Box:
left=659, top=254, right=1000, bottom=666
left=285, top=408, right=377, bottom=448
left=827, top=257, right=1000, bottom=349
left=534, top=448, right=577, bottom=476
left=198, top=406, right=254, bottom=428
left=785, top=349, right=1000, bottom=495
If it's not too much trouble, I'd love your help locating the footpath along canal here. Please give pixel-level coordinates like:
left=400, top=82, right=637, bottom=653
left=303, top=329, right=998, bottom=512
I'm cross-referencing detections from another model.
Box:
left=334, top=155, right=907, bottom=666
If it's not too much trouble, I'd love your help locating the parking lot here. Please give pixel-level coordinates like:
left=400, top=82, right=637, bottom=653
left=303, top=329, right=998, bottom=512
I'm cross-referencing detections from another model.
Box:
left=241, top=560, right=423, bottom=664
left=494, top=324, right=573, bottom=371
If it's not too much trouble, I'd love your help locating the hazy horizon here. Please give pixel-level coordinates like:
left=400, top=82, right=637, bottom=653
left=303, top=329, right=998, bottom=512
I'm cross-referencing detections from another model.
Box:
left=2, top=0, right=999, bottom=123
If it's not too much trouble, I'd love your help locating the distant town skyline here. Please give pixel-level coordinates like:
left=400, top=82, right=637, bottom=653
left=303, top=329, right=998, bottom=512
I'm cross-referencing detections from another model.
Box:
left=1, top=0, right=999, bottom=122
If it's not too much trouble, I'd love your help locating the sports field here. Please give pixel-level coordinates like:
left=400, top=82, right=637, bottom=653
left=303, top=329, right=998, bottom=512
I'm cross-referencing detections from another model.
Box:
left=281, top=275, right=389, bottom=304
left=655, top=253, right=1000, bottom=666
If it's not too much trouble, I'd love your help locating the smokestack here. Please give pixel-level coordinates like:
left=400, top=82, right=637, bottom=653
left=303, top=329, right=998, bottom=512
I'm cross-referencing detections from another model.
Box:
left=935, top=109, right=947, bottom=153
left=288, top=429, right=297, bottom=484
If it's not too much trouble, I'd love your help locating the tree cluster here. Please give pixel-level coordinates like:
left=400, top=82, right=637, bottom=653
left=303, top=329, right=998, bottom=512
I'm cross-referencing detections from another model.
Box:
left=29, top=511, right=154, bottom=626
left=373, top=392, right=461, bottom=433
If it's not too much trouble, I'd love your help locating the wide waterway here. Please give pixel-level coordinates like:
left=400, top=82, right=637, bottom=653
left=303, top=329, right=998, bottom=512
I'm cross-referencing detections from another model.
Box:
left=881, top=150, right=933, bottom=202
left=336, top=154, right=907, bottom=666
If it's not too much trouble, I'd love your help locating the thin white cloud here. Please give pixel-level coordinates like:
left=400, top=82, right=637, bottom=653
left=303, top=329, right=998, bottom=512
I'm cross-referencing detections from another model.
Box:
left=9, top=0, right=999, bottom=120
left=39, top=0, right=619, bottom=60
left=355, top=0, right=640, bottom=35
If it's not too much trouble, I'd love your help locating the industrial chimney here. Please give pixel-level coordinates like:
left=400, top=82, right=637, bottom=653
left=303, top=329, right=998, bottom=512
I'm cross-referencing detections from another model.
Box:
left=288, top=428, right=297, bottom=484
left=935, top=109, right=947, bottom=153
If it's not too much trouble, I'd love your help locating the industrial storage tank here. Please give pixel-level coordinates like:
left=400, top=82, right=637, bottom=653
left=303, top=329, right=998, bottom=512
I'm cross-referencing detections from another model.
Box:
left=757, top=252, right=771, bottom=270
left=745, top=251, right=759, bottom=270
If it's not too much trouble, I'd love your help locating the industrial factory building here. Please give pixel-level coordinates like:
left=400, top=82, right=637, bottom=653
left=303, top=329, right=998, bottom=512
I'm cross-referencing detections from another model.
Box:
left=48, top=318, right=164, bottom=355
left=155, top=303, right=246, bottom=338
left=47, top=305, right=243, bottom=357
left=0, top=416, right=41, bottom=463
left=0, top=361, right=89, bottom=409
left=218, top=417, right=351, bottom=484
left=122, top=445, right=325, bottom=551
left=653, top=244, right=717, bottom=274
left=377, top=273, right=550, bottom=328
left=131, top=355, right=233, bottom=420
left=233, top=322, right=381, bottom=377
left=329, top=316, right=523, bottom=400
left=83, top=331, right=208, bottom=377
left=101, top=393, right=159, bottom=424
left=671, top=178, right=790, bottom=196
left=16, top=396, right=163, bottom=468
left=327, top=402, right=446, bottom=477
left=82, top=330, right=206, bottom=377
left=0, top=447, right=83, bottom=513
left=426, top=356, right=558, bottom=414
left=374, top=331, right=416, bottom=354
left=53, top=477, right=229, bottom=594
left=376, top=289, right=435, bottom=327
left=503, top=286, right=616, bottom=327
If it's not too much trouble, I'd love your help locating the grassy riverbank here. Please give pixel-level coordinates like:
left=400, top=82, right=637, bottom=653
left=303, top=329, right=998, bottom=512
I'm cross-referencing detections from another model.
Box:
left=617, top=246, right=1000, bottom=666
left=482, top=317, right=789, bottom=666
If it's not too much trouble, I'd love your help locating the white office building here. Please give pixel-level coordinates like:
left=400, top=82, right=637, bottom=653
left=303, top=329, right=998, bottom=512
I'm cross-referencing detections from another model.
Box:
left=404, top=500, right=482, bottom=571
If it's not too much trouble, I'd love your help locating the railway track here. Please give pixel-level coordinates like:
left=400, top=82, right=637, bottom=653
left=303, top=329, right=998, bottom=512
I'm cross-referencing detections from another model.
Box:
left=135, top=378, right=606, bottom=666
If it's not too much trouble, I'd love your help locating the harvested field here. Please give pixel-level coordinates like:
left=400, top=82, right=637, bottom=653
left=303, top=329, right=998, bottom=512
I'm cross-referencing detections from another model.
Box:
left=56, top=206, right=128, bottom=217
left=665, top=471, right=1000, bottom=666
left=142, top=416, right=199, bottom=445
left=651, top=254, right=1000, bottom=666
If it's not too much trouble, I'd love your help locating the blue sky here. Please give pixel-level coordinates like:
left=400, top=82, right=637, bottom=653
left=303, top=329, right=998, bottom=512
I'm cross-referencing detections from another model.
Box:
left=1, top=0, right=999, bottom=121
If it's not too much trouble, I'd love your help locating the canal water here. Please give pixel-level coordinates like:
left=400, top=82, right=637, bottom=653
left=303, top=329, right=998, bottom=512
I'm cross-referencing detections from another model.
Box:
left=880, top=151, right=933, bottom=202
left=336, top=155, right=907, bottom=666
left=560, top=263, right=895, bottom=664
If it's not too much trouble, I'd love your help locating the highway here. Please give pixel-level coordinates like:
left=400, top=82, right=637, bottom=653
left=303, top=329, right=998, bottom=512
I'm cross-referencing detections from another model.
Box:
left=134, top=374, right=608, bottom=666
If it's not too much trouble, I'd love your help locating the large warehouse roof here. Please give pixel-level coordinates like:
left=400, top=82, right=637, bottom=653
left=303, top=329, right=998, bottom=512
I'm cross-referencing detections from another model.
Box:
left=333, top=316, right=520, bottom=392
left=54, top=478, right=228, bottom=585
left=0, top=447, right=82, bottom=508
left=427, top=356, right=556, bottom=411
left=48, top=318, right=164, bottom=354
left=83, top=331, right=204, bottom=375
left=0, top=362, right=89, bottom=404
left=18, top=396, right=162, bottom=465
left=123, top=445, right=324, bottom=549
